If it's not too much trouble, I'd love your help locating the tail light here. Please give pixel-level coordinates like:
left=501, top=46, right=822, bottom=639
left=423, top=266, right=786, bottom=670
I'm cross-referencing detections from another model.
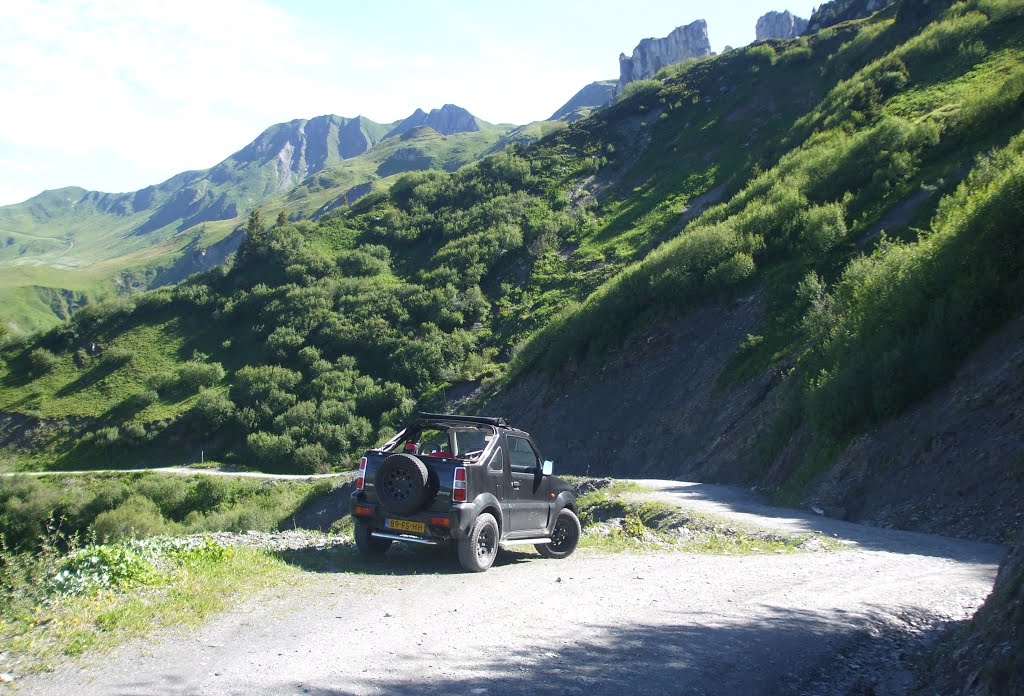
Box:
left=453, top=467, right=467, bottom=503
left=356, top=457, right=367, bottom=490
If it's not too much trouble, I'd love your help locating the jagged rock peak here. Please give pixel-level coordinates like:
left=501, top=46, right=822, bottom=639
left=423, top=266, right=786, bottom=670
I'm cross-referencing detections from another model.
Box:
left=756, top=10, right=809, bottom=40
left=618, top=20, right=711, bottom=92
left=386, top=104, right=481, bottom=139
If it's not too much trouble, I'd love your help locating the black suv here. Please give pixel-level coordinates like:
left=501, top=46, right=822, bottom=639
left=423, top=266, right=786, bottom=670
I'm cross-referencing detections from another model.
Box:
left=350, top=412, right=580, bottom=572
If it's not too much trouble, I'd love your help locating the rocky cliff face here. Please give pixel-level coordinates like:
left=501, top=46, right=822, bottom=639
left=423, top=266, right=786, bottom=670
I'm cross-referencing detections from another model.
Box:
left=617, top=20, right=711, bottom=92
left=756, top=10, right=809, bottom=40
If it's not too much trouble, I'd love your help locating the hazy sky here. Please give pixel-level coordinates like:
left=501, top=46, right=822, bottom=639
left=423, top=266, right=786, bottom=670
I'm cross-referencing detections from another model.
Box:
left=0, top=0, right=818, bottom=206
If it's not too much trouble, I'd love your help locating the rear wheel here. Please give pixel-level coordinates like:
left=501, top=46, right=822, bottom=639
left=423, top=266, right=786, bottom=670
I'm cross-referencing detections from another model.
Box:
left=536, top=508, right=581, bottom=559
left=354, top=522, right=392, bottom=556
left=458, top=513, right=498, bottom=572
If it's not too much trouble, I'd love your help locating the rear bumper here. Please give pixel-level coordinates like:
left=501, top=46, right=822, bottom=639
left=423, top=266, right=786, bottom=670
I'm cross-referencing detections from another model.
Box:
left=350, top=493, right=478, bottom=541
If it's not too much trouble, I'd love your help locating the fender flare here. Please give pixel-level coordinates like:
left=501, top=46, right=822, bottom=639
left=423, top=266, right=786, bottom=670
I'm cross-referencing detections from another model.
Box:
left=466, top=492, right=505, bottom=536
left=546, top=491, right=579, bottom=534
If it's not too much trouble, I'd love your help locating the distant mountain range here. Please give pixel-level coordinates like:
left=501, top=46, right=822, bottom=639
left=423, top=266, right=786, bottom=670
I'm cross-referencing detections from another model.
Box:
left=0, top=104, right=533, bottom=330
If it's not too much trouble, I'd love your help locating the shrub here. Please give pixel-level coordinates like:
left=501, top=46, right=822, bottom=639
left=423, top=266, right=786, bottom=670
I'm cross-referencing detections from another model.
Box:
left=129, top=390, right=159, bottom=410
left=177, top=362, right=225, bottom=391
left=104, top=346, right=133, bottom=367
left=134, top=476, right=191, bottom=520
left=91, top=495, right=173, bottom=542
left=191, top=390, right=236, bottom=434
left=799, top=202, right=848, bottom=256
left=294, top=443, right=331, bottom=474
left=120, top=422, right=148, bottom=444
left=91, top=426, right=121, bottom=451
left=618, top=79, right=661, bottom=102
left=145, top=371, right=177, bottom=393
left=28, top=347, right=60, bottom=376
left=232, top=365, right=303, bottom=426
left=247, top=431, right=295, bottom=469
left=186, top=477, right=233, bottom=511
left=336, top=249, right=390, bottom=277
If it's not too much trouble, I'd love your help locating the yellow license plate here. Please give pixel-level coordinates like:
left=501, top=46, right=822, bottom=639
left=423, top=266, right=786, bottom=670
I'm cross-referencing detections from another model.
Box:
left=385, top=518, right=425, bottom=533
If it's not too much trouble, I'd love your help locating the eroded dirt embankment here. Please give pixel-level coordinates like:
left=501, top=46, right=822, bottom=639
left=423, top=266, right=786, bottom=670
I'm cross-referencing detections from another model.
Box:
left=484, top=293, right=1024, bottom=544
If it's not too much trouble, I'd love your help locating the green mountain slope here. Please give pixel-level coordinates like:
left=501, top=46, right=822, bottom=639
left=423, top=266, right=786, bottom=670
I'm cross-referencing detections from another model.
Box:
left=1, top=0, right=1022, bottom=496
left=0, top=106, right=523, bottom=332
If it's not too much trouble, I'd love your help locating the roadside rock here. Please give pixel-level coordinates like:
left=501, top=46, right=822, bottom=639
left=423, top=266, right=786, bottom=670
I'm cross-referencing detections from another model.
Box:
left=199, top=529, right=350, bottom=553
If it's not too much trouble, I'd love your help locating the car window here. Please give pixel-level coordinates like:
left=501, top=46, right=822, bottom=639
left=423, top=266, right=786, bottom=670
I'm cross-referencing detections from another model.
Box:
left=453, top=428, right=488, bottom=457
left=507, top=436, right=539, bottom=473
left=487, top=447, right=504, bottom=474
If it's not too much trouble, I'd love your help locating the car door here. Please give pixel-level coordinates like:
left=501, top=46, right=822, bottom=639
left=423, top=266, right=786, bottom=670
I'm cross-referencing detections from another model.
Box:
left=506, top=435, right=547, bottom=533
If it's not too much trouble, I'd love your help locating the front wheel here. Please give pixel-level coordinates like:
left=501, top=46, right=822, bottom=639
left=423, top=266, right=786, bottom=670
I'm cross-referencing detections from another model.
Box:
left=458, top=513, right=499, bottom=572
left=536, top=508, right=581, bottom=559
left=354, top=522, right=392, bottom=556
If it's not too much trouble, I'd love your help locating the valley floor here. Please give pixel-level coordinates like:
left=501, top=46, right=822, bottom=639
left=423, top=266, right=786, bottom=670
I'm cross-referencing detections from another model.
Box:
left=14, top=480, right=1002, bottom=695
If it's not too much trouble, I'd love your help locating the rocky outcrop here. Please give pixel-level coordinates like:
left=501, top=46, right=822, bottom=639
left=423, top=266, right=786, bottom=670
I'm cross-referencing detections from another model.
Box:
left=385, top=104, right=481, bottom=139
left=805, top=0, right=897, bottom=33
left=548, top=80, right=617, bottom=122
left=617, top=20, right=711, bottom=92
left=756, top=10, right=809, bottom=40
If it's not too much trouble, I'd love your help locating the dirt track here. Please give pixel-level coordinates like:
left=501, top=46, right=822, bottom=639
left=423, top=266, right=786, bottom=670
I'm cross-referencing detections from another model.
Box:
left=16, top=480, right=1004, bottom=695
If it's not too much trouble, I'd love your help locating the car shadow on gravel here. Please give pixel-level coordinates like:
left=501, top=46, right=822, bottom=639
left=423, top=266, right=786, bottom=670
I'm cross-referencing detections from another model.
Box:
left=274, top=544, right=540, bottom=576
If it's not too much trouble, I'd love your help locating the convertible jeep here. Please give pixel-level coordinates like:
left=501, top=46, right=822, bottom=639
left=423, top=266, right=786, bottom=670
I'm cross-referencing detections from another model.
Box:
left=350, top=412, right=580, bottom=572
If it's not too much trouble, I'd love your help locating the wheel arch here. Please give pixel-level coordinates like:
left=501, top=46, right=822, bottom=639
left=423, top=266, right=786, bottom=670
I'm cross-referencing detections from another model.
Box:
left=469, top=492, right=504, bottom=537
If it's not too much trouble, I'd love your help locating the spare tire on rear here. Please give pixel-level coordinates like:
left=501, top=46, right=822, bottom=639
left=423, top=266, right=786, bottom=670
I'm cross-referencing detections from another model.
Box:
left=375, top=453, right=430, bottom=515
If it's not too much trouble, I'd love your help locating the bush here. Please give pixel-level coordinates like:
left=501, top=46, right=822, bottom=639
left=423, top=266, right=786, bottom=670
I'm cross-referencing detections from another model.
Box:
left=191, top=390, right=236, bottom=433
left=28, top=347, right=60, bottom=376
left=177, top=362, right=225, bottom=391
left=618, top=79, right=661, bottom=103
left=104, top=346, right=134, bottom=367
left=247, top=431, right=295, bottom=470
left=91, top=495, right=173, bottom=542
left=129, top=390, right=159, bottom=410
left=294, top=443, right=331, bottom=474
left=799, top=202, right=848, bottom=256
left=144, top=371, right=177, bottom=393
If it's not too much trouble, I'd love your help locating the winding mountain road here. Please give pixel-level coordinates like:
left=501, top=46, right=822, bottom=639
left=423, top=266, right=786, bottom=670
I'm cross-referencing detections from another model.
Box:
left=17, top=480, right=1004, bottom=695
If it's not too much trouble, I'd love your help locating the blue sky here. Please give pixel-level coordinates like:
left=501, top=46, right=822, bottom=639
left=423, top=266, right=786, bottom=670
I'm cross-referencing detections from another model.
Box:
left=0, top=0, right=818, bottom=206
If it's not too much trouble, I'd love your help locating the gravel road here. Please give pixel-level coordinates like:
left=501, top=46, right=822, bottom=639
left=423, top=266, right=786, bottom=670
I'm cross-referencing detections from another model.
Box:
left=16, top=480, right=1004, bottom=696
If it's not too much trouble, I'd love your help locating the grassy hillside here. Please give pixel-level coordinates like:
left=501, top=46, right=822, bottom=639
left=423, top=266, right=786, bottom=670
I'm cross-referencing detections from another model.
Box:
left=0, top=115, right=525, bottom=333
left=1, top=0, right=1022, bottom=483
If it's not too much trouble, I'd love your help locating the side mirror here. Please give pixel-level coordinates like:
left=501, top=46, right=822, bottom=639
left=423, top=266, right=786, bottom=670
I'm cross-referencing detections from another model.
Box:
left=542, top=460, right=554, bottom=476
